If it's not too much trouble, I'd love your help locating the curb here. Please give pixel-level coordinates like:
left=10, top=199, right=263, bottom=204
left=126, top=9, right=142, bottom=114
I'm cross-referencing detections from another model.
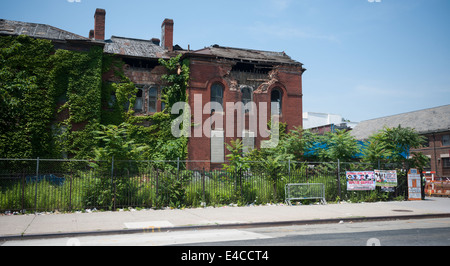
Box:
left=2, top=213, right=450, bottom=242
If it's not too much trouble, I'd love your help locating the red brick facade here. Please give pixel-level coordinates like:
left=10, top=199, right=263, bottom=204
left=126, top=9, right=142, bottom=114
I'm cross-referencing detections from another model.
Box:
left=185, top=55, right=304, bottom=170
left=97, top=10, right=306, bottom=170
left=411, top=131, right=450, bottom=178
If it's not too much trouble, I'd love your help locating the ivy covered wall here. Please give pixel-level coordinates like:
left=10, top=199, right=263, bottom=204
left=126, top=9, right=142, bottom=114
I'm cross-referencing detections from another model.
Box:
left=1, top=35, right=113, bottom=159
left=1, top=35, right=60, bottom=159
left=0, top=35, right=188, bottom=161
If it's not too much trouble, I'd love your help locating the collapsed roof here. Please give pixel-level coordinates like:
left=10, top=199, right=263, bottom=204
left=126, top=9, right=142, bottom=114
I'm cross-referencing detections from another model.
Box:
left=191, top=45, right=303, bottom=66
left=0, top=19, right=89, bottom=41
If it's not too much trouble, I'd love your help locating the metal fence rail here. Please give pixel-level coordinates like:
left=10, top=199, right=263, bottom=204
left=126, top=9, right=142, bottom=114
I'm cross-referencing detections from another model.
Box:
left=0, top=158, right=407, bottom=213
left=285, top=183, right=326, bottom=205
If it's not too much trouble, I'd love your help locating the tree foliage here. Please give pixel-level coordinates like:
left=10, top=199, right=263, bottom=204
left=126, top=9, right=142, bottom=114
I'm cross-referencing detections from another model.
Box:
left=318, top=129, right=360, bottom=162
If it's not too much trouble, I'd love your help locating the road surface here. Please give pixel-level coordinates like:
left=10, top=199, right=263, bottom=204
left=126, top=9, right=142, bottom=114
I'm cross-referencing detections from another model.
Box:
left=2, top=218, right=449, bottom=246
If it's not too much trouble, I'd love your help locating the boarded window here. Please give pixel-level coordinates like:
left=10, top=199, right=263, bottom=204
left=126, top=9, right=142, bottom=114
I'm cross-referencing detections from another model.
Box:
left=242, top=131, right=255, bottom=154
left=211, top=130, right=224, bottom=163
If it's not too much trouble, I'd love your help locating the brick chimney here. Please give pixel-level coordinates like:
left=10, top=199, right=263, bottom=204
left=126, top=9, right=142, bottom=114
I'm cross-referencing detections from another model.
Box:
left=94, top=8, right=106, bottom=40
left=161, top=19, right=174, bottom=51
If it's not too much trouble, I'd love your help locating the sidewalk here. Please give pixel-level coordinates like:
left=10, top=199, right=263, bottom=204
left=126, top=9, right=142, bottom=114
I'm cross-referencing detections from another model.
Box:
left=1, top=197, right=450, bottom=240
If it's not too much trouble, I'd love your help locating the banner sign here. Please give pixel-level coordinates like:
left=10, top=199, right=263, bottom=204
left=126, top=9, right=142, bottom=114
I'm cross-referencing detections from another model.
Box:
left=374, top=170, right=397, bottom=187
left=346, top=171, right=376, bottom=191
left=408, top=169, right=422, bottom=200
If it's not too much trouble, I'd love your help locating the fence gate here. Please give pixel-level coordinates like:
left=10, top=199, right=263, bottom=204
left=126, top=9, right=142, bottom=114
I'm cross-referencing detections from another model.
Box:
left=285, top=183, right=326, bottom=205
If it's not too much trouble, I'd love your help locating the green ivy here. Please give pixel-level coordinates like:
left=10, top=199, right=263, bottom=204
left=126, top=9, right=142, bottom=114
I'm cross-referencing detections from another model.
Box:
left=0, top=36, right=56, bottom=158
left=1, top=35, right=190, bottom=163
left=0, top=35, right=105, bottom=159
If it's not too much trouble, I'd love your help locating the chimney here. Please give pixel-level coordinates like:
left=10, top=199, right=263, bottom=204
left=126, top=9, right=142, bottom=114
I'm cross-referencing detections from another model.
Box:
left=94, top=8, right=106, bottom=40
left=161, top=19, right=174, bottom=51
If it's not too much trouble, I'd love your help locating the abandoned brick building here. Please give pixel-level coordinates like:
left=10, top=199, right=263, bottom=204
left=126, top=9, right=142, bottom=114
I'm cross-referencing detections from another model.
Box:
left=1, top=8, right=306, bottom=170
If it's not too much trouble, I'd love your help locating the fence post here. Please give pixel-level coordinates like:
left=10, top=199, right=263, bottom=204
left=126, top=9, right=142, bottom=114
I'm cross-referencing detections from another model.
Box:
left=34, top=157, right=39, bottom=213
left=288, top=159, right=291, bottom=184
left=202, top=168, right=206, bottom=206
left=69, top=169, right=73, bottom=212
left=111, top=156, right=115, bottom=211
left=337, top=159, right=341, bottom=199
left=21, top=170, right=25, bottom=214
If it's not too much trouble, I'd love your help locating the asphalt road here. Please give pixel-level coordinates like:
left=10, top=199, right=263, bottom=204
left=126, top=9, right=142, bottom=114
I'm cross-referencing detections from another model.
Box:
left=188, top=225, right=450, bottom=246
left=186, top=217, right=450, bottom=246
left=2, top=218, right=450, bottom=246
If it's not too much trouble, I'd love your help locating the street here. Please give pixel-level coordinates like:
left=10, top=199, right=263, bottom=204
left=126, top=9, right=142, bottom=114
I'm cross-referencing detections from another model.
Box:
left=2, top=218, right=450, bottom=246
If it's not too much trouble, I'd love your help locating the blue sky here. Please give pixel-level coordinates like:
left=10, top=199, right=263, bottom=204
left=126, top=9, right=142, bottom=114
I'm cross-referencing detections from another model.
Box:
left=2, top=0, right=449, bottom=122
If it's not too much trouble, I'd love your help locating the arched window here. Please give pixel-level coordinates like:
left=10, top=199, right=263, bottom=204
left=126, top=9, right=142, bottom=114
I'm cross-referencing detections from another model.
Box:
left=241, top=87, right=252, bottom=113
left=148, top=87, right=157, bottom=113
left=211, top=82, right=224, bottom=112
left=271, top=88, right=282, bottom=115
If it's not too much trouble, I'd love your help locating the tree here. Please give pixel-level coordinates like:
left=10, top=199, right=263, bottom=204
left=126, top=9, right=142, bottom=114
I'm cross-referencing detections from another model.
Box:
left=409, top=152, right=430, bottom=173
left=91, top=122, right=148, bottom=172
left=260, top=154, right=285, bottom=201
left=381, top=125, right=426, bottom=164
left=275, top=126, right=318, bottom=161
left=319, top=129, right=360, bottom=162
left=361, top=132, right=393, bottom=167
left=362, top=125, right=426, bottom=167
left=223, top=139, right=250, bottom=174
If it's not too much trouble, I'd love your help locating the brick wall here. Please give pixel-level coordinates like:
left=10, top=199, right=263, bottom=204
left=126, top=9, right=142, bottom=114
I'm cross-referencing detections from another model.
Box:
left=411, top=131, right=450, bottom=177
left=187, top=57, right=303, bottom=170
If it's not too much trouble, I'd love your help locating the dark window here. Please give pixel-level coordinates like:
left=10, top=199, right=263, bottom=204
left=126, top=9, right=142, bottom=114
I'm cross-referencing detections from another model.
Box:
left=135, top=88, right=143, bottom=112
left=443, top=135, right=450, bottom=146
left=241, top=87, right=252, bottom=113
left=148, top=87, right=157, bottom=113
left=443, top=158, right=450, bottom=168
left=211, top=83, right=224, bottom=111
left=271, top=88, right=282, bottom=115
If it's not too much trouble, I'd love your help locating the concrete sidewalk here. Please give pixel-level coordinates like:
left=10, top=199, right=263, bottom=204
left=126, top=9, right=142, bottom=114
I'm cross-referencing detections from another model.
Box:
left=1, top=197, right=450, bottom=240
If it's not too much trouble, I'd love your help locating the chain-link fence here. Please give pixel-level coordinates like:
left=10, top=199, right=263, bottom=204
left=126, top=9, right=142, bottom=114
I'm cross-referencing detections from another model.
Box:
left=0, top=158, right=407, bottom=213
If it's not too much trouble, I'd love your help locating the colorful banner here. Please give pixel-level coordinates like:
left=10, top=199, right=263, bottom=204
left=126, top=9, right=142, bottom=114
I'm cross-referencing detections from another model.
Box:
left=374, top=170, right=397, bottom=187
left=408, top=169, right=422, bottom=200
left=346, top=171, right=376, bottom=191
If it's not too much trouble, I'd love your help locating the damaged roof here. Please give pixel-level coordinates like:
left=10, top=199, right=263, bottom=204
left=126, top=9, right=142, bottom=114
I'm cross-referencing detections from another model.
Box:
left=0, top=19, right=89, bottom=41
left=192, top=45, right=303, bottom=66
left=104, top=36, right=169, bottom=59
left=350, top=105, right=450, bottom=140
